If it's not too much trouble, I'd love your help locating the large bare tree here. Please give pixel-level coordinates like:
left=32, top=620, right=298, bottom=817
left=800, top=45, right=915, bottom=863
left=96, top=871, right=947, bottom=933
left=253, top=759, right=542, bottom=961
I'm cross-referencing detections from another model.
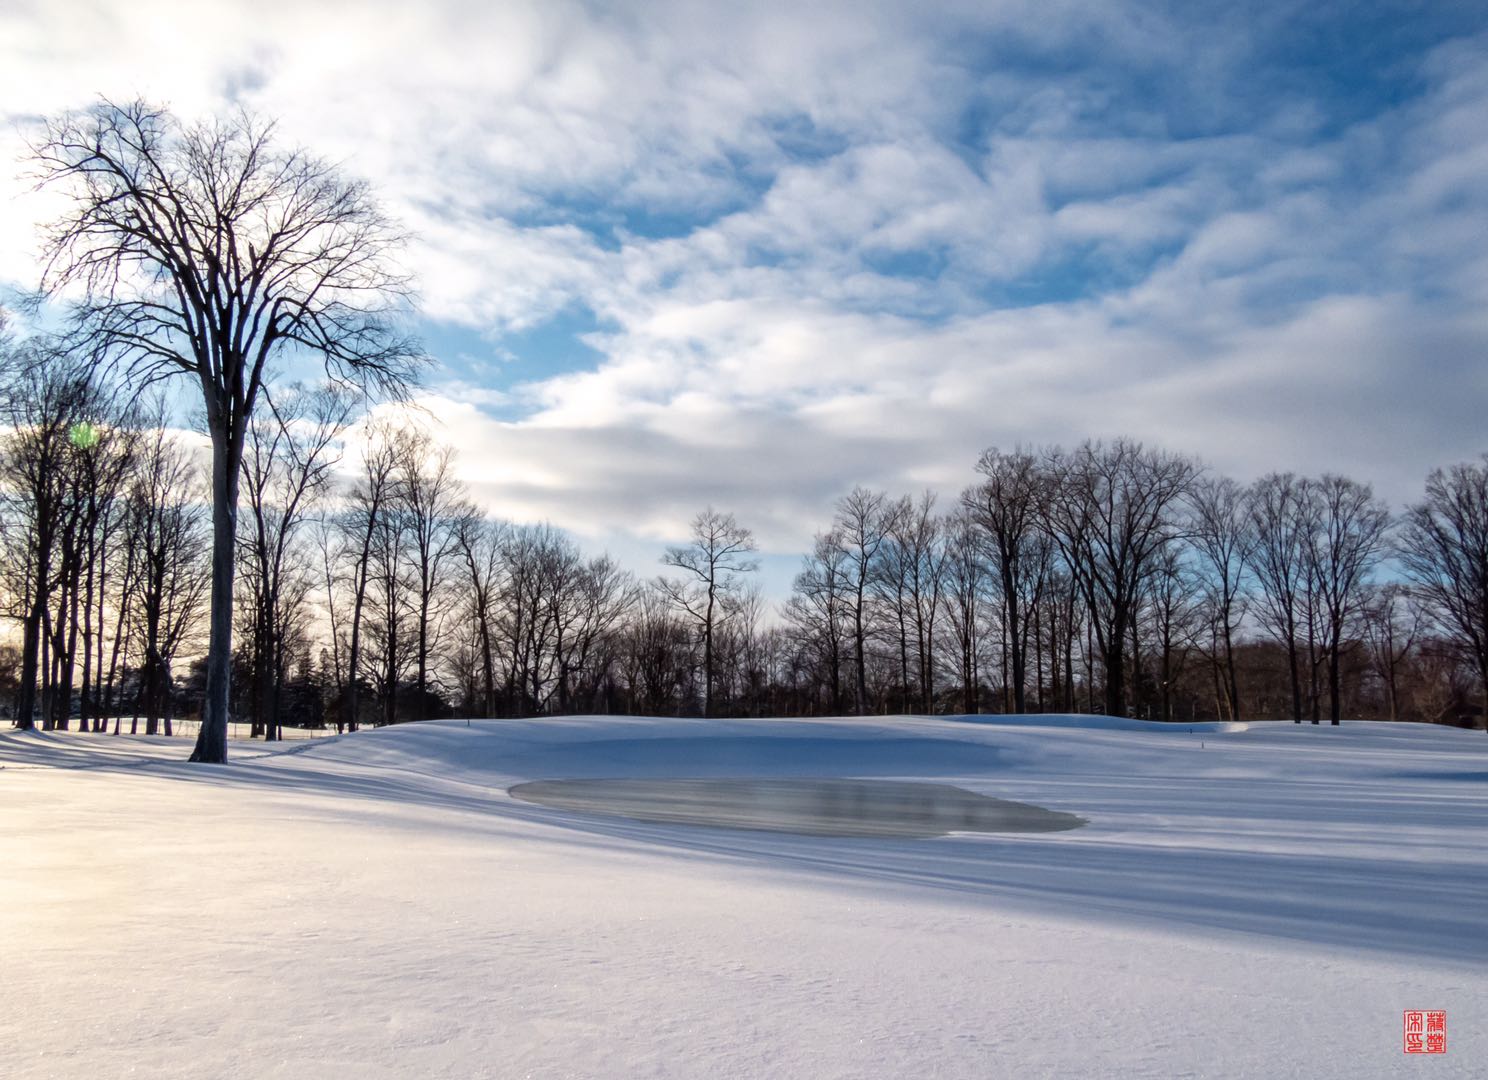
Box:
left=785, top=530, right=852, bottom=714
left=1188, top=475, right=1253, bottom=722
left=1043, top=439, right=1195, bottom=717
left=31, top=100, right=422, bottom=762
left=1306, top=475, right=1390, bottom=725
left=395, top=430, right=462, bottom=720
left=964, top=447, right=1049, bottom=714
left=834, top=487, right=891, bottom=715
left=1247, top=473, right=1317, bottom=723
left=659, top=508, right=758, bottom=717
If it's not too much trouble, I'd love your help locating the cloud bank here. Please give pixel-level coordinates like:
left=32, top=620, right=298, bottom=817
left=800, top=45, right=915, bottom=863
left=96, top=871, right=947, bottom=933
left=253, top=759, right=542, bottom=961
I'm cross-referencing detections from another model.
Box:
left=3, top=1, right=1487, bottom=578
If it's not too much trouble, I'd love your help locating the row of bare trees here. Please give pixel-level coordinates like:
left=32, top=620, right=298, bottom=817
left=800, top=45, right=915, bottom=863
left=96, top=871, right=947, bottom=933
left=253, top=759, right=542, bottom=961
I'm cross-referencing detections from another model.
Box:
left=0, top=341, right=209, bottom=734
left=3, top=330, right=1486, bottom=733
left=321, top=423, right=605, bottom=728
left=779, top=440, right=1487, bottom=729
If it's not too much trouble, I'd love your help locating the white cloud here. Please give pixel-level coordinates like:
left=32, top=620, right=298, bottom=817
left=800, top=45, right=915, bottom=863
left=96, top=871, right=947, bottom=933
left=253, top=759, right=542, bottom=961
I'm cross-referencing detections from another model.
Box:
left=2, top=2, right=1487, bottom=584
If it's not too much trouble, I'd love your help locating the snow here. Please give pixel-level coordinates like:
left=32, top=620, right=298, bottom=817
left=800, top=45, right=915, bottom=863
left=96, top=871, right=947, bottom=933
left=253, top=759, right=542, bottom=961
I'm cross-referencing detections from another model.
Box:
left=2, top=714, right=1485, bottom=1078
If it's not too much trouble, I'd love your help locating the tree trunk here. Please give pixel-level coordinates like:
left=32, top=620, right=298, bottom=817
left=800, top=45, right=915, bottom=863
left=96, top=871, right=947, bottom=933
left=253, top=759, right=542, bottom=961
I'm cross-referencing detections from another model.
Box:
left=79, top=525, right=96, bottom=733
left=190, top=423, right=241, bottom=764
left=1328, top=630, right=1342, bottom=726
left=266, top=635, right=284, bottom=741
left=853, top=586, right=867, bottom=716
left=15, top=540, right=51, bottom=731
left=897, top=606, right=909, bottom=714
left=1048, top=602, right=1061, bottom=714
left=1007, top=595, right=1025, bottom=714
left=416, top=590, right=431, bottom=721
left=1128, top=613, right=1141, bottom=721
left=58, top=571, right=81, bottom=731
left=703, top=583, right=716, bottom=718
left=93, top=532, right=108, bottom=732
left=1032, top=601, right=1044, bottom=713
left=103, top=567, right=131, bottom=736
left=1211, top=650, right=1226, bottom=722
left=1104, top=640, right=1126, bottom=718
left=1063, top=597, right=1076, bottom=713
left=1086, top=619, right=1096, bottom=714
left=40, top=610, right=54, bottom=731
left=346, top=564, right=367, bottom=733
left=1160, top=629, right=1172, bottom=723
left=1222, top=617, right=1241, bottom=723
left=1286, top=635, right=1302, bottom=724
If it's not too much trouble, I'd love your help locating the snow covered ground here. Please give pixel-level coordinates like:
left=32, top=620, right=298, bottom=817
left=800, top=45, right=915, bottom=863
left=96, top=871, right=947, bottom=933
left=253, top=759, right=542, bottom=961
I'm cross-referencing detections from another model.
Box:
left=2, top=714, right=1484, bottom=1078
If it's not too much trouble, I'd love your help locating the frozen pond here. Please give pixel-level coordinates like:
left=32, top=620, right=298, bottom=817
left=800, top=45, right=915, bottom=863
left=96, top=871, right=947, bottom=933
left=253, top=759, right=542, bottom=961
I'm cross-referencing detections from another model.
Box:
left=508, top=777, right=1087, bottom=838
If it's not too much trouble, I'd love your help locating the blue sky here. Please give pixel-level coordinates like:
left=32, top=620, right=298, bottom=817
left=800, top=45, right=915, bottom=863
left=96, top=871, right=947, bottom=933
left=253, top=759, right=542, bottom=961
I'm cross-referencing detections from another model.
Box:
left=3, top=1, right=1488, bottom=598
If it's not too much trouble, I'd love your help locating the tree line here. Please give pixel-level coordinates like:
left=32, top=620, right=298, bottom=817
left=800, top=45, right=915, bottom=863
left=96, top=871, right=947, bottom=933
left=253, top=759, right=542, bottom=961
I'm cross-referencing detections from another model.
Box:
left=2, top=340, right=1486, bottom=732
left=2, top=98, right=1486, bottom=747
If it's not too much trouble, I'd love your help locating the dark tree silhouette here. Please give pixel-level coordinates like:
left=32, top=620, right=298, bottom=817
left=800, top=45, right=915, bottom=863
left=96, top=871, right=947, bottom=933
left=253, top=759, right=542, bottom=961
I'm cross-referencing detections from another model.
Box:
left=1188, top=475, right=1253, bottom=722
left=1306, top=475, right=1390, bottom=726
left=1398, top=457, right=1488, bottom=731
left=964, top=447, right=1048, bottom=714
left=1043, top=440, right=1195, bottom=718
left=0, top=341, right=96, bottom=730
left=240, top=385, right=351, bottom=740
left=1247, top=473, right=1316, bottom=723
left=833, top=487, right=891, bottom=715
left=30, top=100, right=422, bottom=762
left=660, top=508, right=758, bottom=717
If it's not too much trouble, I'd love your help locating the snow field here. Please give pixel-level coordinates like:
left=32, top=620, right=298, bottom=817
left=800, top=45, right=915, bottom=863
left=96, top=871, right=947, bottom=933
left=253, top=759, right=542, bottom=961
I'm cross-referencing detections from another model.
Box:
left=2, top=714, right=1484, bottom=1078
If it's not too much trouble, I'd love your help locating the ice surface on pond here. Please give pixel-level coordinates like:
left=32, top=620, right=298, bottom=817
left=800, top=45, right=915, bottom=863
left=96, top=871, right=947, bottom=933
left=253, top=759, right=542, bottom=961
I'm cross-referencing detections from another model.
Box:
left=509, top=776, right=1087, bottom=837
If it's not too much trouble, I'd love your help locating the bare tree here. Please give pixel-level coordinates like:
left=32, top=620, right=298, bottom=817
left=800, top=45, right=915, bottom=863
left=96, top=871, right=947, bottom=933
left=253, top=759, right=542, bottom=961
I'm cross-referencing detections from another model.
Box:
left=240, top=385, right=351, bottom=739
left=1247, top=474, right=1316, bottom=723
left=1398, top=457, right=1488, bottom=731
left=1143, top=541, right=1204, bottom=722
left=885, top=492, right=944, bottom=713
left=1362, top=584, right=1424, bottom=722
left=339, top=420, right=402, bottom=731
left=1306, top=475, right=1390, bottom=725
left=452, top=508, right=508, bottom=718
left=940, top=509, right=989, bottom=714
left=71, top=394, right=138, bottom=733
left=1188, top=475, right=1253, bottom=721
left=833, top=487, right=891, bottom=715
left=395, top=432, right=462, bottom=719
left=784, top=530, right=852, bottom=714
left=1043, top=440, right=1196, bottom=717
left=0, top=342, right=96, bottom=730
left=126, top=425, right=210, bottom=735
left=557, top=555, right=638, bottom=714
left=32, top=99, right=421, bottom=762
left=964, top=448, right=1049, bottom=714
left=659, top=508, right=758, bottom=717
left=495, top=524, right=570, bottom=716
left=620, top=589, right=696, bottom=716
left=364, top=460, right=415, bottom=727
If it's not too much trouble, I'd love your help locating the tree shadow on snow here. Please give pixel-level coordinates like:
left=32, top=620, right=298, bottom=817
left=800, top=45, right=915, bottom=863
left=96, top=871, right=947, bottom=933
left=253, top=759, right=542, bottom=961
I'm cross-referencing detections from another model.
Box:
left=79, top=734, right=1488, bottom=972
